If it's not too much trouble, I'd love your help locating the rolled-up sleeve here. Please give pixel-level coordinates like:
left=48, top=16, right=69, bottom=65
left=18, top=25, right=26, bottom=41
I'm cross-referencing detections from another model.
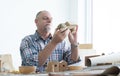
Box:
left=20, top=38, right=38, bottom=66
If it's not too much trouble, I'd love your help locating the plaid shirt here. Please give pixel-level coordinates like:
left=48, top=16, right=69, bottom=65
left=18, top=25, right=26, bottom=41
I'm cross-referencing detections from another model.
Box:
left=20, top=31, right=80, bottom=72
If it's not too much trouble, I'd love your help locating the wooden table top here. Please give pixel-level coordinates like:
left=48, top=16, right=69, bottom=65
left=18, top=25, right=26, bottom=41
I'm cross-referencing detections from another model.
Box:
left=0, top=65, right=120, bottom=76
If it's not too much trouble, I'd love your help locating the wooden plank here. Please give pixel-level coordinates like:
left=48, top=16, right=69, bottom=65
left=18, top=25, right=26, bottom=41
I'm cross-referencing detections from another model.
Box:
left=79, top=44, right=92, bottom=49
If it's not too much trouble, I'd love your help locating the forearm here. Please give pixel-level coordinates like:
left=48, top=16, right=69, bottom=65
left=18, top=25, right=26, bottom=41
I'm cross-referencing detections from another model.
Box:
left=38, top=41, right=57, bottom=66
left=70, top=44, right=79, bottom=61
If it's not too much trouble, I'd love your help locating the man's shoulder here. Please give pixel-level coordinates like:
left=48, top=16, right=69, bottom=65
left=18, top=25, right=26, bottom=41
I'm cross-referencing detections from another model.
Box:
left=22, top=34, right=35, bottom=41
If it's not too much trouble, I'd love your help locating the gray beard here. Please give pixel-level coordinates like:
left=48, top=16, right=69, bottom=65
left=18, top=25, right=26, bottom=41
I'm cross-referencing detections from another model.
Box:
left=44, top=27, right=51, bottom=32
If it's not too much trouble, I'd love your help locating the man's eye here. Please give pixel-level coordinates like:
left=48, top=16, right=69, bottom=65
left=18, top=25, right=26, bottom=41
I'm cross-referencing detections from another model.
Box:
left=43, top=17, right=48, bottom=20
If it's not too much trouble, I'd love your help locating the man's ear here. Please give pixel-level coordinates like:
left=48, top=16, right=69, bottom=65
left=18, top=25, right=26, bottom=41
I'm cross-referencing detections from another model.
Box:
left=35, top=19, right=38, bottom=24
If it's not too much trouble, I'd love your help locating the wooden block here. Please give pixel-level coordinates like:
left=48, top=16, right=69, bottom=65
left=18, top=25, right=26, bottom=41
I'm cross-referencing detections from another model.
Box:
left=0, top=54, right=14, bottom=72
left=59, top=60, right=67, bottom=71
left=68, top=66, right=83, bottom=71
left=46, top=61, right=59, bottom=72
left=79, top=44, right=92, bottom=49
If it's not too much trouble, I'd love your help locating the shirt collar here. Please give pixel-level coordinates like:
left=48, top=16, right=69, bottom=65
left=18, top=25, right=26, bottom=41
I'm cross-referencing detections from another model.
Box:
left=34, top=30, right=52, bottom=41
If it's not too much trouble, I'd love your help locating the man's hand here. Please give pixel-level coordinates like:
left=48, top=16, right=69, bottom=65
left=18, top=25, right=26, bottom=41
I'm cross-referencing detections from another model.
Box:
left=51, top=29, right=69, bottom=45
left=68, top=25, right=78, bottom=45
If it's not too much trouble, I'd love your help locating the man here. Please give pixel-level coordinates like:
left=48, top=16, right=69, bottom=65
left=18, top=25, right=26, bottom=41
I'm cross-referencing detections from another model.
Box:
left=20, top=10, right=80, bottom=72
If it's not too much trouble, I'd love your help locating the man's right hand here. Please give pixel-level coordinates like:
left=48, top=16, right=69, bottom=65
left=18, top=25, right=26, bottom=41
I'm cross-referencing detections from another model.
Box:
left=51, top=29, right=69, bottom=45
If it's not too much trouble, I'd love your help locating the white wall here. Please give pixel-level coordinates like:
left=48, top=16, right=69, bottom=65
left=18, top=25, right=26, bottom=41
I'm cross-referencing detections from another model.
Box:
left=0, top=0, right=74, bottom=70
left=77, top=0, right=93, bottom=44
left=93, top=0, right=120, bottom=54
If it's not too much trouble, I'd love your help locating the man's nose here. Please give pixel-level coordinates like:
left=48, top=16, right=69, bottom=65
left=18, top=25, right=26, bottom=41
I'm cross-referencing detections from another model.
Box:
left=48, top=19, right=52, bottom=23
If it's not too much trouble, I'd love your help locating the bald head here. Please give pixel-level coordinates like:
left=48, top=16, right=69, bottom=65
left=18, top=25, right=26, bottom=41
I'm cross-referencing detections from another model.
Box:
left=36, top=10, right=50, bottom=19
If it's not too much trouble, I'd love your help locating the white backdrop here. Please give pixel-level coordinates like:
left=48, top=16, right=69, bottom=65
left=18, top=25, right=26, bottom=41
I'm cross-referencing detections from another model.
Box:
left=93, top=0, right=120, bottom=54
left=0, top=0, right=74, bottom=70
